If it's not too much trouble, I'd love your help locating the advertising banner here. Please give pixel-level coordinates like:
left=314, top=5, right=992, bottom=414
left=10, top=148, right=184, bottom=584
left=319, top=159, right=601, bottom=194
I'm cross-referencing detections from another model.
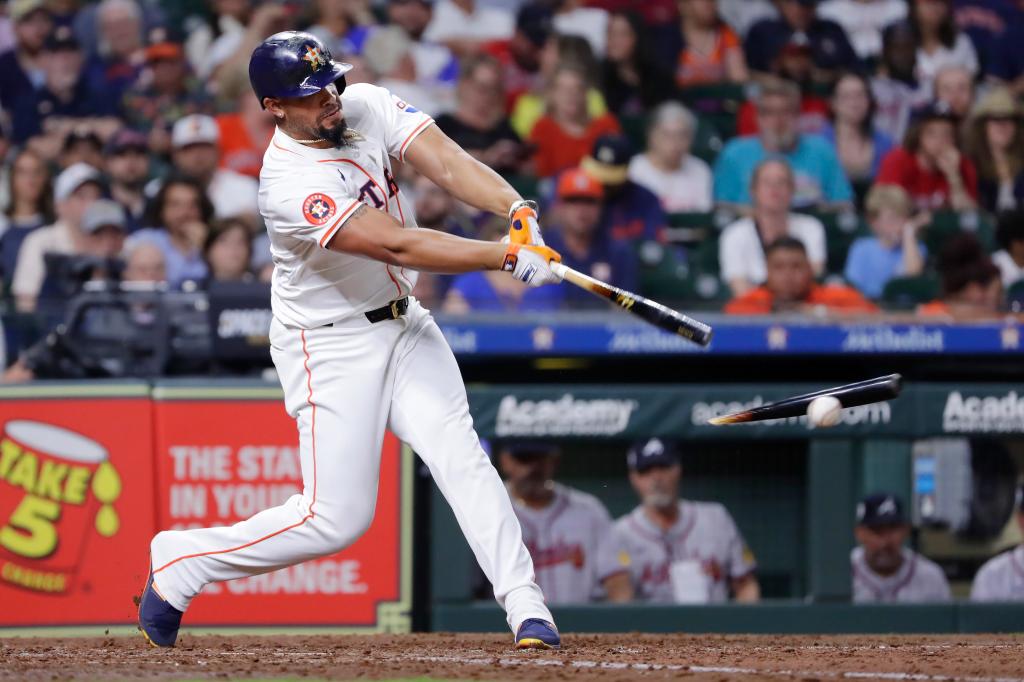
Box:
left=0, top=383, right=154, bottom=625
left=151, top=385, right=411, bottom=630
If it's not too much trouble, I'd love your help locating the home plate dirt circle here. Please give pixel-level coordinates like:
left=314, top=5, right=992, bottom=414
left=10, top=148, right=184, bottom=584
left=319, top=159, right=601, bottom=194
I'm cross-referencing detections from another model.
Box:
left=3, top=633, right=1024, bottom=681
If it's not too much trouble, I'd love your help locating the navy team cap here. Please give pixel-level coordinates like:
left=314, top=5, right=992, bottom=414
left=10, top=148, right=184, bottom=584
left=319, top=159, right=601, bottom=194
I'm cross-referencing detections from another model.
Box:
left=857, top=493, right=906, bottom=527
left=627, top=438, right=679, bottom=472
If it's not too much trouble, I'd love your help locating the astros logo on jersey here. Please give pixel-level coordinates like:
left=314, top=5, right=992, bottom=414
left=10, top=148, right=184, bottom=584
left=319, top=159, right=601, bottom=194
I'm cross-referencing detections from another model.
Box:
left=302, top=45, right=326, bottom=70
left=302, top=193, right=336, bottom=225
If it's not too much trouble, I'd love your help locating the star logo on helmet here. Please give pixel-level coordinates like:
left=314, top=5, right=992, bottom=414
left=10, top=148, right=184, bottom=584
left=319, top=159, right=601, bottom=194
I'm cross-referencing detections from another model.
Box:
left=303, top=45, right=326, bottom=70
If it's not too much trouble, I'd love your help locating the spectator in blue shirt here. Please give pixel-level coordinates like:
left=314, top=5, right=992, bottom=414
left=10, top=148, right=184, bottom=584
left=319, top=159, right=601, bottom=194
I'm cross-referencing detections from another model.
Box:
left=443, top=215, right=565, bottom=313
left=844, top=184, right=927, bottom=298
left=713, top=78, right=853, bottom=209
left=128, top=176, right=212, bottom=288
left=821, top=72, right=894, bottom=185
left=544, top=168, right=638, bottom=307
left=580, top=134, right=666, bottom=244
left=744, top=0, right=860, bottom=84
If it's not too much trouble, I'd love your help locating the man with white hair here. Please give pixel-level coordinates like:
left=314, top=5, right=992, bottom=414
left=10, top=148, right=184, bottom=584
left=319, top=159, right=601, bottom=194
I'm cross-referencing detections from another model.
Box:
left=627, top=102, right=712, bottom=213
left=84, top=0, right=144, bottom=103
left=933, top=64, right=974, bottom=120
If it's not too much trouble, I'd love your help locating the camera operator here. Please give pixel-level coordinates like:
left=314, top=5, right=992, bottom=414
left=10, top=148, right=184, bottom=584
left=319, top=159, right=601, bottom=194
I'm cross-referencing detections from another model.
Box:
left=37, top=199, right=128, bottom=303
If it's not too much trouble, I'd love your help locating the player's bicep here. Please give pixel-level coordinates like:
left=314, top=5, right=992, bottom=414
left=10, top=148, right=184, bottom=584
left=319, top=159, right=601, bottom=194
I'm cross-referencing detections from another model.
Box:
left=325, top=203, right=407, bottom=264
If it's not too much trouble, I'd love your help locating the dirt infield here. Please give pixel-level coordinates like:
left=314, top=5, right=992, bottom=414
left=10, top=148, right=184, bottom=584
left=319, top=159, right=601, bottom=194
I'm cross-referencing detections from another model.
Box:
left=2, top=633, right=1024, bottom=681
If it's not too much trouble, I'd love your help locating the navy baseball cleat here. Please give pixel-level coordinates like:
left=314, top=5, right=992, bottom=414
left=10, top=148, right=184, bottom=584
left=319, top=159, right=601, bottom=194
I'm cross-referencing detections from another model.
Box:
left=515, top=618, right=561, bottom=650
left=137, top=569, right=183, bottom=648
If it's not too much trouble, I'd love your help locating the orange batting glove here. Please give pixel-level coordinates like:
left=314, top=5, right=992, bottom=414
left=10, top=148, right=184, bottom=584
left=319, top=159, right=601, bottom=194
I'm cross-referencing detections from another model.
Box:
left=502, top=243, right=562, bottom=287
left=508, top=199, right=545, bottom=246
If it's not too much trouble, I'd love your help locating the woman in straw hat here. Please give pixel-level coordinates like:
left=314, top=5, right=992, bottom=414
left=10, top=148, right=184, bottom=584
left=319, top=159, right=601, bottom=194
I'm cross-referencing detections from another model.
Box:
left=967, top=87, right=1024, bottom=213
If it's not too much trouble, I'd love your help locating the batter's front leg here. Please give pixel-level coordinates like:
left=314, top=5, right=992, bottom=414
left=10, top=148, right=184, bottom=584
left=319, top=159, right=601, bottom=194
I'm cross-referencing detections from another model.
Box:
left=388, top=305, right=554, bottom=634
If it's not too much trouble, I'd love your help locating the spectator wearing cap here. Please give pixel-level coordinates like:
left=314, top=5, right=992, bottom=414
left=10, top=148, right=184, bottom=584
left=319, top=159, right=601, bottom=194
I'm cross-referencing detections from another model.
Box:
left=966, top=87, right=1024, bottom=213
left=918, top=232, right=1003, bottom=320
left=581, top=134, right=666, bottom=244
left=598, top=438, right=760, bottom=604
left=10, top=25, right=117, bottom=144
left=544, top=168, right=637, bottom=305
left=0, top=148, right=53, bottom=285
left=908, top=0, right=978, bottom=85
left=817, top=0, right=907, bottom=64
left=601, top=10, right=675, bottom=117
left=497, top=442, right=613, bottom=605
left=104, top=128, right=149, bottom=232
left=725, top=236, right=877, bottom=314
left=387, top=0, right=460, bottom=92
left=83, top=0, right=145, bottom=107
left=424, top=0, right=515, bottom=57
left=971, top=485, right=1024, bottom=602
left=436, top=54, right=527, bottom=174
left=165, top=114, right=259, bottom=222
left=992, top=209, right=1024, bottom=287
left=719, top=158, right=827, bottom=296
left=744, top=0, right=860, bottom=85
left=672, top=0, right=748, bottom=88
left=37, top=197, right=129, bottom=302
left=871, top=22, right=931, bottom=143
left=443, top=215, right=566, bottom=312
left=627, top=102, right=712, bottom=212
left=528, top=62, right=621, bottom=178
left=121, top=27, right=213, bottom=139
left=362, top=26, right=446, bottom=117
left=0, top=0, right=53, bottom=113
left=713, top=78, right=852, bottom=210
left=852, top=493, right=951, bottom=603
left=877, top=101, right=978, bottom=210
left=12, top=162, right=103, bottom=311
left=130, top=176, right=212, bottom=288
left=844, top=185, right=927, bottom=299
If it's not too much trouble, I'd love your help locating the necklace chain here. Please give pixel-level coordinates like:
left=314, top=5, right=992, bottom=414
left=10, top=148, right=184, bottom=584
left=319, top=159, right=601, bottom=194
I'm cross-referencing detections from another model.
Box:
left=292, top=138, right=326, bottom=144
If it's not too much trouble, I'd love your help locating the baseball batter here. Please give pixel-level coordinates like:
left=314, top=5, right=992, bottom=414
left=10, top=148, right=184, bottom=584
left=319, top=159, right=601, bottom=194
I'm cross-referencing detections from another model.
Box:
left=597, top=439, right=759, bottom=604
left=139, top=31, right=562, bottom=650
left=498, top=443, right=613, bottom=604
left=851, top=493, right=951, bottom=604
left=970, top=488, right=1024, bottom=602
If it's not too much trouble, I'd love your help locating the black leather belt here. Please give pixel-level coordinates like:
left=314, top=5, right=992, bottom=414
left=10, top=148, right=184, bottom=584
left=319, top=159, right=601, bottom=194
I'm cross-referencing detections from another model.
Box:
left=363, top=297, right=409, bottom=323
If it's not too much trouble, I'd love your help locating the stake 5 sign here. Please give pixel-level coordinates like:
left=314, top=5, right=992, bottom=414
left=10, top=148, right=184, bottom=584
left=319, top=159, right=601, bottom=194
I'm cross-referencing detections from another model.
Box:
left=0, top=390, right=156, bottom=625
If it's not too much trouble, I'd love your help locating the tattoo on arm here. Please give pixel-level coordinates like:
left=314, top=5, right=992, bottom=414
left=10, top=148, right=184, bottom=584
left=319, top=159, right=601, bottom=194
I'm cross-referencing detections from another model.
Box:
left=348, top=203, right=369, bottom=222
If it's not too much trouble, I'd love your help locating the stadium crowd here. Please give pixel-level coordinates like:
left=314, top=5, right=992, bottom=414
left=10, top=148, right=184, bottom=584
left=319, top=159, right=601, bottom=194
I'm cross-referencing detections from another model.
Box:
left=1, top=0, right=1024, bottom=369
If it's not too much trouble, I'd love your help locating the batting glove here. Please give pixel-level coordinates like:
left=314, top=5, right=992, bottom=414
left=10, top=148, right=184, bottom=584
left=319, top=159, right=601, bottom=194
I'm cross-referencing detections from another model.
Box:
left=502, top=243, right=563, bottom=287
left=508, top=199, right=545, bottom=246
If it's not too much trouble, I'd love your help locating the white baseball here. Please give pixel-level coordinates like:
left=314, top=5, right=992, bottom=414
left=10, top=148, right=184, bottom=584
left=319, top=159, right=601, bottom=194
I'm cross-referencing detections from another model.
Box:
left=807, top=395, right=842, bottom=428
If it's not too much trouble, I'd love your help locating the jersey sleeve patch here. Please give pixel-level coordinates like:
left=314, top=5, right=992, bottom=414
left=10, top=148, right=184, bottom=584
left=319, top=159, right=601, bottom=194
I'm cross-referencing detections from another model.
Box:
left=394, top=98, right=419, bottom=114
left=302, top=193, right=337, bottom=225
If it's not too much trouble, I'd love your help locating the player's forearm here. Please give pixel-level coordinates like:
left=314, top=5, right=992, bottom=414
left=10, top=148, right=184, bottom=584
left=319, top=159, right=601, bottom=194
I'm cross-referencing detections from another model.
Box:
left=378, top=228, right=507, bottom=274
left=405, top=126, right=522, bottom=217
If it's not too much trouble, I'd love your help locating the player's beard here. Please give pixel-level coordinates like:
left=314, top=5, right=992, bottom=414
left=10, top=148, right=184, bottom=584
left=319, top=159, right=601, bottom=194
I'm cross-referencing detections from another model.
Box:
left=317, top=117, right=352, bottom=148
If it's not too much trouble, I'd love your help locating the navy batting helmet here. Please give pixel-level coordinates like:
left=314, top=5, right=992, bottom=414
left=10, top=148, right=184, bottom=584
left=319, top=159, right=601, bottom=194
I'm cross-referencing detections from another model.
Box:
left=248, top=31, right=352, bottom=108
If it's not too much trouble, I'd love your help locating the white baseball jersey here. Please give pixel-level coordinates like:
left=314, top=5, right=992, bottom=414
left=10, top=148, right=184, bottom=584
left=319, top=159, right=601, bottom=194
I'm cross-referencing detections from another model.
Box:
left=511, top=483, right=612, bottom=604
left=597, top=501, right=756, bottom=604
left=970, top=545, right=1024, bottom=602
left=851, top=547, right=952, bottom=603
left=259, top=83, right=432, bottom=328
left=147, top=85, right=554, bottom=635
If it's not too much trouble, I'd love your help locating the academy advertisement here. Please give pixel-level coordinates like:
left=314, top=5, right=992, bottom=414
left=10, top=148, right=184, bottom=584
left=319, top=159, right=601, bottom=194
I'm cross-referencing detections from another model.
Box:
left=151, top=393, right=411, bottom=629
left=0, top=386, right=155, bottom=625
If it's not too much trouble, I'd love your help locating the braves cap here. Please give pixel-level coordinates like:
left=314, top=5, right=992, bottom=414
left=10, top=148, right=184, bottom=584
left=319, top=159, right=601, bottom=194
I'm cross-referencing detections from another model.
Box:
left=627, top=438, right=679, bottom=473
left=856, top=493, right=906, bottom=527
left=54, top=163, right=103, bottom=203
left=172, top=114, right=220, bottom=149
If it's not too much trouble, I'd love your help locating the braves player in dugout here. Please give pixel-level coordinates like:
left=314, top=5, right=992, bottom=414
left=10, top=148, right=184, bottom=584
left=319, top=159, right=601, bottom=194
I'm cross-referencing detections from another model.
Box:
left=138, top=31, right=562, bottom=650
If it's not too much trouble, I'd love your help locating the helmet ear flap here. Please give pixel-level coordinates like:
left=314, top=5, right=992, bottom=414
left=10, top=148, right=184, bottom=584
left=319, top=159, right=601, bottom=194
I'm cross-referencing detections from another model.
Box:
left=336, top=74, right=347, bottom=96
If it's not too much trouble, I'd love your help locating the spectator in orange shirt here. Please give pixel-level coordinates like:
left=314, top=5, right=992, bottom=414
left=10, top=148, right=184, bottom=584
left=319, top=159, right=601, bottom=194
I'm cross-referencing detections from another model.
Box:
left=528, top=63, right=621, bottom=178
left=918, top=233, right=1004, bottom=320
left=674, top=0, right=748, bottom=87
left=725, top=236, right=878, bottom=316
left=216, top=91, right=275, bottom=180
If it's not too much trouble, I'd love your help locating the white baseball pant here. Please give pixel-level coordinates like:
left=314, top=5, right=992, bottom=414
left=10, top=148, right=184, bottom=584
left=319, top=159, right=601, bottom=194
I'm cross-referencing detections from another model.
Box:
left=149, top=299, right=552, bottom=632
